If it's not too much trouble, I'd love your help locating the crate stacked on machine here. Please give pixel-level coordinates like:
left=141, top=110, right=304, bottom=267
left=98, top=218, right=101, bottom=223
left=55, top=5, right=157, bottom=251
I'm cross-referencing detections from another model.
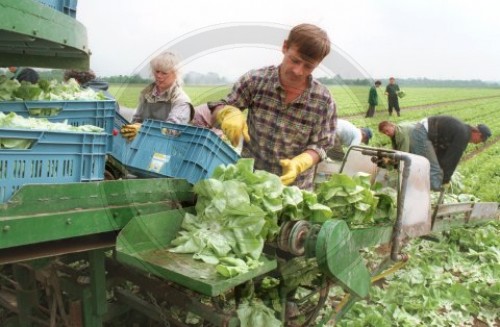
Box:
left=110, top=113, right=240, bottom=185
left=0, top=99, right=116, bottom=151
left=0, top=99, right=115, bottom=203
left=0, top=128, right=107, bottom=203
left=35, top=0, right=78, bottom=18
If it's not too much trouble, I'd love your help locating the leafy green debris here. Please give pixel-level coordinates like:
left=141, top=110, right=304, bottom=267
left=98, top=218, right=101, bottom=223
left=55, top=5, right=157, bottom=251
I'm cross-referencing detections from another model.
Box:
left=337, top=222, right=500, bottom=327
left=0, top=78, right=107, bottom=101
left=237, top=300, right=281, bottom=327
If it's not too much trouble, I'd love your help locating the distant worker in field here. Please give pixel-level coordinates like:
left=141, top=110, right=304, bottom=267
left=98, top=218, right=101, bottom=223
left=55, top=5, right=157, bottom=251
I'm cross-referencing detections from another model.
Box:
left=385, top=77, right=401, bottom=117
left=378, top=116, right=491, bottom=191
left=121, top=51, right=194, bottom=141
left=206, top=23, right=336, bottom=189
left=327, top=119, right=372, bottom=160
left=365, top=80, right=381, bottom=117
left=8, top=66, right=39, bottom=84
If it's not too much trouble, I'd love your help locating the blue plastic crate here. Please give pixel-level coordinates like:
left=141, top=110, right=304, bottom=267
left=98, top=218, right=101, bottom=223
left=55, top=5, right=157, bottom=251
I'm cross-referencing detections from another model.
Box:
left=110, top=119, right=240, bottom=185
left=110, top=111, right=130, bottom=164
left=35, top=0, right=78, bottom=17
left=0, top=99, right=116, bottom=152
left=0, top=128, right=107, bottom=203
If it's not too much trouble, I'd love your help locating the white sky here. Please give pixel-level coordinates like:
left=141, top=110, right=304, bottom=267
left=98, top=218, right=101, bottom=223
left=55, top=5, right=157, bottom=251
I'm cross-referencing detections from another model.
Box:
left=77, top=0, right=500, bottom=82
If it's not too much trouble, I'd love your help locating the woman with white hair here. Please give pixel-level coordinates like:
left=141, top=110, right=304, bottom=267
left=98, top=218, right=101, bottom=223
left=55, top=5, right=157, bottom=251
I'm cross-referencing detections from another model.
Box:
left=121, top=51, right=194, bottom=140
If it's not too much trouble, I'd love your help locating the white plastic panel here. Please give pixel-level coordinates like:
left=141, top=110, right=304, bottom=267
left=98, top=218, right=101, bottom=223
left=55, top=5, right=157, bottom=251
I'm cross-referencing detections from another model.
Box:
left=341, top=147, right=432, bottom=237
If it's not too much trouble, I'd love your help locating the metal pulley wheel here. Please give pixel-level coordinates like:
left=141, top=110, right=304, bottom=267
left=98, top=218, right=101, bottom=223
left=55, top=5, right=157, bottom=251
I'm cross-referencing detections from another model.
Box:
left=288, top=220, right=311, bottom=256
left=277, top=220, right=312, bottom=256
left=277, top=221, right=295, bottom=252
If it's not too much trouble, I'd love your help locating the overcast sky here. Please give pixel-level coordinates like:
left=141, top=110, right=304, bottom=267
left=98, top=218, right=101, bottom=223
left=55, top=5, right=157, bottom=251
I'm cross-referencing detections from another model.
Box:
left=77, top=0, right=500, bottom=82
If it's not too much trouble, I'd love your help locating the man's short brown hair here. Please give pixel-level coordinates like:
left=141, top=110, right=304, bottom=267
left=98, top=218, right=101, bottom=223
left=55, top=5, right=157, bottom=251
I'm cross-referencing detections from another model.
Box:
left=378, top=121, right=394, bottom=132
left=286, top=24, right=330, bottom=62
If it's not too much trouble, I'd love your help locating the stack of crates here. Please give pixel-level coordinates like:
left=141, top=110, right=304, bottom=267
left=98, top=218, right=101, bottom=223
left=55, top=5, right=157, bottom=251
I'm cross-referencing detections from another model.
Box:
left=35, top=0, right=78, bottom=18
left=111, top=113, right=240, bottom=185
left=0, top=98, right=116, bottom=203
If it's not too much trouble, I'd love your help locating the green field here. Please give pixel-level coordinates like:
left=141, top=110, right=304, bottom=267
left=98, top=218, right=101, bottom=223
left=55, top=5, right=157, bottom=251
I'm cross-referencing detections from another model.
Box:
left=109, top=83, right=500, bottom=202
left=109, top=83, right=231, bottom=109
left=109, top=83, right=500, bottom=115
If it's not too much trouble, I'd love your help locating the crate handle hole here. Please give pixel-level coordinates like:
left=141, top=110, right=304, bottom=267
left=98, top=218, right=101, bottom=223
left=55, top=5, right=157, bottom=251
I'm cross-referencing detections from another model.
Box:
left=0, top=138, right=37, bottom=150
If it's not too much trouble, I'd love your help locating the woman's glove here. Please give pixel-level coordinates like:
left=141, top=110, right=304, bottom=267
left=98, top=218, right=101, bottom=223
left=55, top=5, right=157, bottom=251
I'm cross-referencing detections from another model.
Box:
left=279, top=153, right=314, bottom=186
left=120, top=123, right=142, bottom=141
left=216, top=106, right=250, bottom=146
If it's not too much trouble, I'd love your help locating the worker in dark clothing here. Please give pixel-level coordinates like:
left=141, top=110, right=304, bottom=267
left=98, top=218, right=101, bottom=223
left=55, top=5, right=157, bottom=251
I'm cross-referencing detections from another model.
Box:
left=64, top=70, right=113, bottom=99
left=385, top=77, right=400, bottom=116
left=8, top=66, right=39, bottom=84
left=365, top=80, right=381, bottom=117
left=379, top=116, right=491, bottom=191
left=425, top=115, right=491, bottom=189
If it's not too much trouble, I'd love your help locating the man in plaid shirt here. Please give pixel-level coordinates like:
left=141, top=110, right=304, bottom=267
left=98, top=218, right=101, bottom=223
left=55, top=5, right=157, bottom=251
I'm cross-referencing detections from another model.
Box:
left=210, top=24, right=337, bottom=189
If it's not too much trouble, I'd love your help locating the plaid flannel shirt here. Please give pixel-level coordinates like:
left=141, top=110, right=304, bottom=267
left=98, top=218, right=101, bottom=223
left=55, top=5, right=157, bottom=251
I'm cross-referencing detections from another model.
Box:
left=226, top=65, right=337, bottom=189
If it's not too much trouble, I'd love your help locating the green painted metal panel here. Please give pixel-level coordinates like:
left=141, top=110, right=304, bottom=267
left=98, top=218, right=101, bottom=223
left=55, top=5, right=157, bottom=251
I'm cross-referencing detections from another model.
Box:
left=116, top=209, right=277, bottom=297
left=1, top=179, right=193, bottom=215
left=89, top=250, right=107, bottom=323
left=0, top=179, right=194, bottom=249
left=315, top=220, right=371, bottom=298
left=350, top=226, right=393, bottom=249
left=0, top=0, right=90, bottom=69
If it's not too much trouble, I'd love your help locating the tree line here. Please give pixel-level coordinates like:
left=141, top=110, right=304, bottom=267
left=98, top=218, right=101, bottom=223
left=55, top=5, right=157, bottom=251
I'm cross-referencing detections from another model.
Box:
left=1, top=68, right=498, bottom=88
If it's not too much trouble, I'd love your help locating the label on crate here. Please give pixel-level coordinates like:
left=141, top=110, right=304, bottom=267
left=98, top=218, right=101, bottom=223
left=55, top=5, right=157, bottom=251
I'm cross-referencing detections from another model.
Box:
left=149, top=152, right=170, bottom=173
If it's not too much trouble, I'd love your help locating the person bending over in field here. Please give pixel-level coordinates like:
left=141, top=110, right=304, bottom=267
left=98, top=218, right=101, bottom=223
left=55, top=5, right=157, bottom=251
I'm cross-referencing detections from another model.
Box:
left=204, top=23, right=337, bottom=190
left=327, top=119, right=372, bottom=160
left=121, top=51, right=194, bottom=141
left=379, top=116, right=491, bottom=191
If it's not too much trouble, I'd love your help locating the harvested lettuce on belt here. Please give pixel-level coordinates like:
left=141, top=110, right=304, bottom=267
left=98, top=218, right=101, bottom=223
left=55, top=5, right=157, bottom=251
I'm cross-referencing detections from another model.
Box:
left=169, top=175, right=268, bottom=277
left=169, top=159, right=335, bottom=277
left=169, top=160, right=397, bottom=277
left=315, top=172, right=396, bottom=227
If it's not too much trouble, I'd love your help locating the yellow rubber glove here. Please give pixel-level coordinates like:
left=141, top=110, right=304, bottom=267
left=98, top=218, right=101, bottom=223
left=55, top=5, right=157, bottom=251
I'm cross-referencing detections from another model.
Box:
left=216, top=106, right=250, bottom=147
left=120, top=123, right=142, bottom=141
left=279, top=153, right=314, bottom=186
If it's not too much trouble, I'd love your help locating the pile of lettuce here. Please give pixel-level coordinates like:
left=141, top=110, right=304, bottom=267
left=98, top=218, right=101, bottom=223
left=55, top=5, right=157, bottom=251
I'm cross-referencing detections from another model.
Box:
left=0, top=77, right=107, bottom=101
left=168, top=159, right=332, bottom=277
left=168, top=159, right=397, bottom=278
left=0, top=112, right=104, bottom=149
left=316, top=173, right=397, bottom=227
